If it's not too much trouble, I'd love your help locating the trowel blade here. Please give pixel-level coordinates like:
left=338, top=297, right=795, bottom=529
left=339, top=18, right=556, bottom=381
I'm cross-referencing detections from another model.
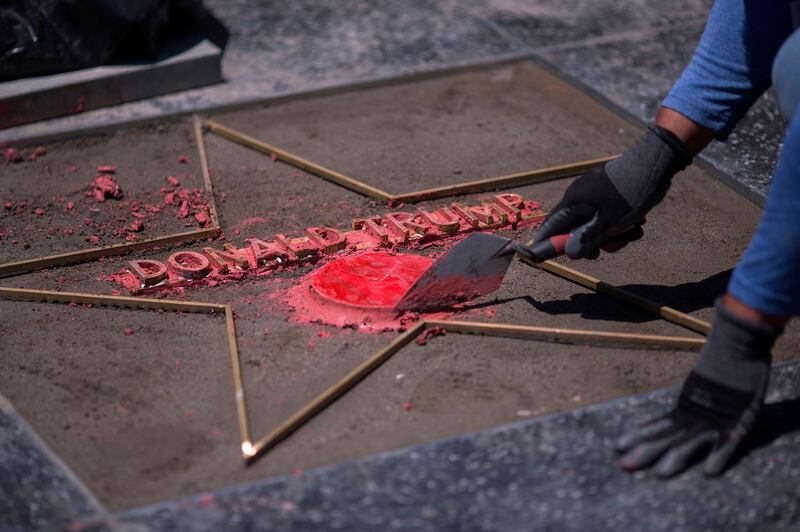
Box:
left=394, top=232, right=516, bottom=313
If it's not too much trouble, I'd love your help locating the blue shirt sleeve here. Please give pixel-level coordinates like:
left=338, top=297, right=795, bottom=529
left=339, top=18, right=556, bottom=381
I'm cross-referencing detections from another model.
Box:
left=662, top=0, right=794, bottom=140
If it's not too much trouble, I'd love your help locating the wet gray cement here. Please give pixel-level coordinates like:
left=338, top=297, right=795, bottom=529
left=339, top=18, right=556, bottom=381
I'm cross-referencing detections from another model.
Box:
left=1, top=62, right=798, bottom=528
left=1, top=0, right=783, bottom=203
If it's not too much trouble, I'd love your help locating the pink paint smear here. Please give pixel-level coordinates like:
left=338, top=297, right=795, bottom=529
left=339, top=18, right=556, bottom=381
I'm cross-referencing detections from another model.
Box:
left=282, top=251, right=485, bottom=333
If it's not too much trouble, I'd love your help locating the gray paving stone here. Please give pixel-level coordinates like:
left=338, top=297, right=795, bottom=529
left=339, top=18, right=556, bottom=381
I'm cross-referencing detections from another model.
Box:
left=0, top=394, right=107, bottom=531
left=112, top=360, right=800, bottom=531
left=539, top=23, right=704, bottom=123
left=462, top=0, right=713, bottom=50
left=216, top=0, right=520, bottom=81
left=0, top=39, right=222, bottom=130
left=701, top=94, right=787, bottom=201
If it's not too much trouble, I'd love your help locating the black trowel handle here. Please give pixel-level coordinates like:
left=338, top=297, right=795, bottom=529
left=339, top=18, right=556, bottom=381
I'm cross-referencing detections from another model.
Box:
left=516, top=234, right=570, bottom=262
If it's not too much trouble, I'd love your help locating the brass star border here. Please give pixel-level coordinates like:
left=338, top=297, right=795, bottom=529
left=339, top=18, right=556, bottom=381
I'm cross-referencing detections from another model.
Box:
left=0, top=113, right=710, bottom=464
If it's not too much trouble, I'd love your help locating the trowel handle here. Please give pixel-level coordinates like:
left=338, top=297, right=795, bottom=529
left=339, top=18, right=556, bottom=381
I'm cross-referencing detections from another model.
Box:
left=518, top=234, right=570, bottom=262
left=534, top=233, right=570, bottom=260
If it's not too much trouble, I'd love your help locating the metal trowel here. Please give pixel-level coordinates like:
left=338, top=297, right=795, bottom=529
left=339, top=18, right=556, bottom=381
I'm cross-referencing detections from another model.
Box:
left=394, top=231, right=569, bottom=313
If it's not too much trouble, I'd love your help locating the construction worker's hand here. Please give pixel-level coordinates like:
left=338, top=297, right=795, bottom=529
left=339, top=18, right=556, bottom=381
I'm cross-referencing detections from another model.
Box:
left=615, top=298, right=782, bottom=477
left=533, top=125, right=692, bottom=259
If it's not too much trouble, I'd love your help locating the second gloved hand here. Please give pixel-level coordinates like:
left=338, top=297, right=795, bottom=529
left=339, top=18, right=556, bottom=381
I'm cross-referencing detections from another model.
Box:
left=615, top=298, right=783, bottom=477
left=533, top=125, right=692, bottom=259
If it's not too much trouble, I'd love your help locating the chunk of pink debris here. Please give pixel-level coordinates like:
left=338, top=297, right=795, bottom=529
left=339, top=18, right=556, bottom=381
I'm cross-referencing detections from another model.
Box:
left=4, top=148, right=23, bottom=163
left=97, top=165, right=116, bottom=173
left=166, top=175, right=180, bottom=187
left=177, top=200, right=190, bottom=219
left=194, top=211, right=209, bottom=226
left=34, top=207, right=45, bottom=216
left=91, top=175, right=123, bottom=202
left=27, top=146, right=46, bottom=161
left=178, top=155, right=189, bottom=164
left=416, top=326, right=446, bottom=346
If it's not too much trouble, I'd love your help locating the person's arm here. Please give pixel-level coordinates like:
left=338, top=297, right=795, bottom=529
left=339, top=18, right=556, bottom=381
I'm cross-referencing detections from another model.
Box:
left=722, top=293, right=789, bottom=327
left=654, top=108, right=713, bottom=156
left=662, top=0, right=793, bottom=141
left=533, top=0, right=795, bottom=260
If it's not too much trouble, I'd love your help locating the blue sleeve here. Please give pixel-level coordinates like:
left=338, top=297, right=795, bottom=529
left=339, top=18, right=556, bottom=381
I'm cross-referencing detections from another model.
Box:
left=728, top=108, right=800, bottom=316
left=661, top=0, right=793, bottom=140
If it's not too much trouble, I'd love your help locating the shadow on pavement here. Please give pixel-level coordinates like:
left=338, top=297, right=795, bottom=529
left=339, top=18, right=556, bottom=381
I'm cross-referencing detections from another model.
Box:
left=527, top=269, right=732, bottom=323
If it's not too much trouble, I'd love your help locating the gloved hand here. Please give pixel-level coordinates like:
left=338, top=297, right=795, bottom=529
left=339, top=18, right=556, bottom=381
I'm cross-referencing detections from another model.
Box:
left=533, top=125, right=692, bottom=259
left=615, top=298, right=783, bottom=477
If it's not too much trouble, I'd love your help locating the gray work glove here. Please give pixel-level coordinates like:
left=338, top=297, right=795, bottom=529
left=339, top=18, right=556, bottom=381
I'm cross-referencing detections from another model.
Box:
left=616, top=299, right=783, bottom=477
left=533, top=125, right=692, bottom=259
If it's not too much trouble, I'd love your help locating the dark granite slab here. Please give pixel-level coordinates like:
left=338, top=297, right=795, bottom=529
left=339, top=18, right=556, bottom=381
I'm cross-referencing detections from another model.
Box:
left=537, top=23, right=704, bottom=124
left=112, top=360, right=800, bottom=531
left=701, top=93, right=786, bottom=201
left=462, top=0, right=713, bottom=50
left=0, top=394, right=107, bottom=531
